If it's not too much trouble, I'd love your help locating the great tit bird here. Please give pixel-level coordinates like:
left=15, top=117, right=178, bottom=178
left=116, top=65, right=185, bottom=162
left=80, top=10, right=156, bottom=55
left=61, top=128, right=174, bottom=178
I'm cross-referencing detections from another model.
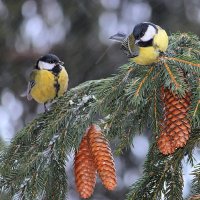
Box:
left=27, top=54, right=69, bottom=111
left=110, top=22, right=168, bottom=65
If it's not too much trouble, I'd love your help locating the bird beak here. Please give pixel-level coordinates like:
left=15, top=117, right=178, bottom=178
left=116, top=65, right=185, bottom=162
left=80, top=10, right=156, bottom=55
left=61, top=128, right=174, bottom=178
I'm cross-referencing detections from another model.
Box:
left=109, top=32, right=127, bottom=42
left=59, top=61, right=64, bottom=65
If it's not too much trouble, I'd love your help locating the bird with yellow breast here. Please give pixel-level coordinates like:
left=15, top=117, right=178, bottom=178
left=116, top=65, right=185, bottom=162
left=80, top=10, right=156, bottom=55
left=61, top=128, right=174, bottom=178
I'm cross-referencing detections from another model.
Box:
left=110, top=22, right=169, bottom=65
left=27, top=53, right=69, bottom=111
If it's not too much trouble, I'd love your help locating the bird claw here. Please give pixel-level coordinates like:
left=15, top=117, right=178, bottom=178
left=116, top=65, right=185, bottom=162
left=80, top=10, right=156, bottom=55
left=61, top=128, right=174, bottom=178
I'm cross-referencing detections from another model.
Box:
left=127, top=52, right=138, bottom=58
left=44, top=103, right=49, bottom=112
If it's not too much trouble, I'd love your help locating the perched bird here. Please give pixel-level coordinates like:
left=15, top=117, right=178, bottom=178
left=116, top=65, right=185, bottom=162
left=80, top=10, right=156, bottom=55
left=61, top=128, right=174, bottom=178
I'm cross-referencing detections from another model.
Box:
left=110, top=22, right=169, bottom=65
left=27, top=54, right=69, bottom=111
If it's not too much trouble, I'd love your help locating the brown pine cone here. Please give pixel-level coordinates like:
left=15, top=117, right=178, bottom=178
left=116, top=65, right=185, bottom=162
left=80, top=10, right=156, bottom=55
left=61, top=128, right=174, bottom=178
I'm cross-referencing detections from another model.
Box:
left=74, top=134, right=96, bottom=199
left=157, top=87, right=191, bottom=155
left=87, top=124, right=117, bottom=190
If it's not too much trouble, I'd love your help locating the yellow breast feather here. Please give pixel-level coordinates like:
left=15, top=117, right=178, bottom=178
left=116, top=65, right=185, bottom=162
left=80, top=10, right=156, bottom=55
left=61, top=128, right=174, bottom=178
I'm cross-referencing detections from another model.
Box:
left=131, top=46, right=159, bottom=65
left=58, top=67, right=69, bottom=96
left=153, top=28, right=169, bottom=52
left=29, top=70, right=56, bottom=104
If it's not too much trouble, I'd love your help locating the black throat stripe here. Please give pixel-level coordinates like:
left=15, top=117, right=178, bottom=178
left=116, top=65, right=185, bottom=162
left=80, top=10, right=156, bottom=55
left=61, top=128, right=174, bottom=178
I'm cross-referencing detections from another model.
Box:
left=137, top=39, right=153, bottom=47
left=52, top=64, right=62, bottom=75
left=52, top=64, right=62, bottom=98
left=54, top=76, right=60, bottom=98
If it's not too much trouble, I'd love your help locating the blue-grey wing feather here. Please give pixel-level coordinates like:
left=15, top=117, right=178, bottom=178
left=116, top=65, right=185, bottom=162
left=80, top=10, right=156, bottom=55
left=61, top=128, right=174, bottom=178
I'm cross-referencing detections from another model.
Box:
left=27, top=80, right=35, bottom=100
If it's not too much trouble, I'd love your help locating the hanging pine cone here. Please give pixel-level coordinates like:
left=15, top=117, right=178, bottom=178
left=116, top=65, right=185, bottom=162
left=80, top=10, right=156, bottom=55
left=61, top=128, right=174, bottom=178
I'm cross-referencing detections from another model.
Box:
left=157, top=87, right=191, bottom=155
left=74, top=124, right=117, bottom=198
left=74, top=134, right=97, bottom=199
left=87, top=124, right=117, bottom=190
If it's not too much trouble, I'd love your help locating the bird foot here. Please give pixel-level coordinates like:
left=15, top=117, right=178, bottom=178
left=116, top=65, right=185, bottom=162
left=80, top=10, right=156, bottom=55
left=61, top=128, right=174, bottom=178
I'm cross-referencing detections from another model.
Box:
left=127, top=52, right=138, bottom=58
left=44, top=103, right=49, bottom=112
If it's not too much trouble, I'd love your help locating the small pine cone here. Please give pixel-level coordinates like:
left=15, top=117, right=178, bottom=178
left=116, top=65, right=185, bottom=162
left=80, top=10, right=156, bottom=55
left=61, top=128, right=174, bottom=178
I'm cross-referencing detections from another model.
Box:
left=157, top=87, right=191, bottom=155
left=87, top=124, right=117, bottom=190
left=74, top=134, right=96, bottom=199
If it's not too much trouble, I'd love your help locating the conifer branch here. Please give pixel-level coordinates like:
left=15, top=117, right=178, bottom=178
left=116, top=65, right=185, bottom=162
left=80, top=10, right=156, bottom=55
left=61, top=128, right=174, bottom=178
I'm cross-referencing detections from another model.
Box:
left=153, top=89, right=159, bottom=133
left=164, top=57, right=200, bottom=68
left=135, top=67, right=154, bottom=96
left=163, top=61, right=180, bottom=89
left=127, top=128, right=200, bottom=200
left=193, top=100, right=200, bottom=118
left=0, top=32, right=199, bottom=199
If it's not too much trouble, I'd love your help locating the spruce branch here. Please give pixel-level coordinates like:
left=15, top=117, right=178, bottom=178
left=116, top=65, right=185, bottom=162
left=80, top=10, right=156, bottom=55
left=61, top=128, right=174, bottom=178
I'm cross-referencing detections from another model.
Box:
left=193, top=100, right=200, bottom=119
left=164, top=57, right=200, bottom=69
left=163, top=61, right=180, bottom=90
left=134, top=67, right=154, bottom=97
left=127, top=128, right=200, bottom=200
left=0, top=32, right=199, bottom=199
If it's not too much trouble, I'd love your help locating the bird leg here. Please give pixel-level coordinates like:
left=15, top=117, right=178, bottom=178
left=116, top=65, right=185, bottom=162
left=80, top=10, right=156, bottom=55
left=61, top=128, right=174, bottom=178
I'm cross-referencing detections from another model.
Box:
left=44, top=102, right=49, bottom=112
left=127, top=52, right=138, bottom=58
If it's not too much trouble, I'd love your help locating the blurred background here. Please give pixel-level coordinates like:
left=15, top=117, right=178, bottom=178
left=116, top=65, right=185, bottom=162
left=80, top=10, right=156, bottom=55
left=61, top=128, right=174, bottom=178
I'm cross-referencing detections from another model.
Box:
left=0, top=0, right=200, bottom=199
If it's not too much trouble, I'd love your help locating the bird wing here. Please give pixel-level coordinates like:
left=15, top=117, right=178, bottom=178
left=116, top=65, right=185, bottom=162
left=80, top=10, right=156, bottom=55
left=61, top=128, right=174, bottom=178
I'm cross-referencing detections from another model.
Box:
left=109, top=32, right=139, bottom=58
left=122, top=34, right=139, bottom=58
left=128, top=34, right=139, bottom=56
left=26, top=70, right=37, bottom=100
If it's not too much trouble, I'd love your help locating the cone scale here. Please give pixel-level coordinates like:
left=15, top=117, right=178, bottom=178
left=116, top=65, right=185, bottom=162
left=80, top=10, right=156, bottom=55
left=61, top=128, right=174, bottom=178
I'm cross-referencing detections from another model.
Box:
left=157, top=87, right=191, bottom=155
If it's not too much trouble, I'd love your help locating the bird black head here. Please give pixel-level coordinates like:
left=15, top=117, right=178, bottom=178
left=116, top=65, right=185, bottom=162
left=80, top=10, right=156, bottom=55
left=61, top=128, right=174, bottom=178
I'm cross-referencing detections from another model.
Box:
left=132, top=22, right=158, bottom=47
left=39, top=54, right=61, bottom=64
left=35, top=54, right=64, bottom=73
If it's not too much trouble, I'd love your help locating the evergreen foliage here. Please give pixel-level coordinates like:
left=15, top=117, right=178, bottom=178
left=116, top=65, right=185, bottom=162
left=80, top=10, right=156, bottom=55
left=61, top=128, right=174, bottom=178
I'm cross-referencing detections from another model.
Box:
left=0, top=32, right=200, bottom=199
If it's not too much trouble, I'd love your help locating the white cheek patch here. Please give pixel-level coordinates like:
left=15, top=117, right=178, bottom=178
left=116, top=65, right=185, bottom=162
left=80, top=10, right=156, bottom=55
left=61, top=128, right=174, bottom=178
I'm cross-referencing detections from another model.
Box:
left=38, top=61, right=55, bottom=70
left=140, top=25, right=156, bottom=42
